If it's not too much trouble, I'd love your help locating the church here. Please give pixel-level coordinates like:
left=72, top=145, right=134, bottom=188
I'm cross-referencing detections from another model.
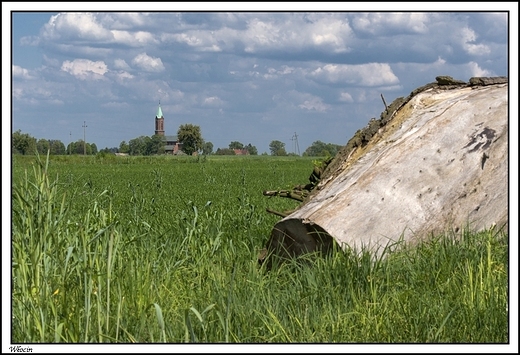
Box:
left=154, top=103, right=183, bottom=154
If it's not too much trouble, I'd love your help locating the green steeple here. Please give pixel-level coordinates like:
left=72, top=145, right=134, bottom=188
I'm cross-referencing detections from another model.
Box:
left=156, top=103, right=163, bottom=118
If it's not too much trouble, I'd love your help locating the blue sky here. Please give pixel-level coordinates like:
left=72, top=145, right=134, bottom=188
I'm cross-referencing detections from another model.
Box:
left=5, top=3, right=516, bottom=155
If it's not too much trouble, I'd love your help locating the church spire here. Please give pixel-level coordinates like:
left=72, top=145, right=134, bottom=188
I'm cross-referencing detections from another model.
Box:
left=156, top=101, right=163, bottom=119
left=155, top=102, right=165, bottom=136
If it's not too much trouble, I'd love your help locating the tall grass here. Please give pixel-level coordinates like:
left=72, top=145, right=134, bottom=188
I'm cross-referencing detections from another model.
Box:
left=11, top=154, right=508, bottom=343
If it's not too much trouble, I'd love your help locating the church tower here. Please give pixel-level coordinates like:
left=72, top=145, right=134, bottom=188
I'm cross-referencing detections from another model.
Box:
left=155, top=102, right=165, bottom=136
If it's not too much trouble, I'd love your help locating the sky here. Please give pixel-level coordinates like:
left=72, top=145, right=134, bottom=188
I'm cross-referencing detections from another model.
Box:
left=5, top=3, right=516, bottom=156
left=3, top=3, right=519, bottom=352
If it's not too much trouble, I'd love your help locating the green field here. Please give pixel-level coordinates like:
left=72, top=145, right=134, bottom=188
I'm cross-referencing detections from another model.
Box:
left=11, top=153, right=509, bottom=343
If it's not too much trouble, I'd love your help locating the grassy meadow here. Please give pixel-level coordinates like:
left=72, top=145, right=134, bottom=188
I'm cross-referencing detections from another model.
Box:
left=11, top=153, right=509, bottom=344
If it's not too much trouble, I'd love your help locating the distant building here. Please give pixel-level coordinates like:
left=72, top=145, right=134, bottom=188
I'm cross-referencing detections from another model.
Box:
left=154, top=103, right=183, bottom=154
left=233, top=148, right=250, bottom=155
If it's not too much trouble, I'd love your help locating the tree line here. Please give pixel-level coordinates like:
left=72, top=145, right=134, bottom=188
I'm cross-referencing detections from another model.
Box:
left=12, top=126, right=343, bottom=157
left=268, top=140, right=343, bottom=157
left=12, top=130, right=98, bottom=156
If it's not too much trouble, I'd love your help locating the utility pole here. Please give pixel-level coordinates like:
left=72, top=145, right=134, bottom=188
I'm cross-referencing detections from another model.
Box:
left=82, top=121, right=87, bottom=155
left=292, top=132, right=300, bottom=156
left=69, top=131, right=72, bottom=155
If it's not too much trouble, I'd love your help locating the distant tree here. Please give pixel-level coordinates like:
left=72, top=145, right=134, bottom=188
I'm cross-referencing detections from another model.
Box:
left=153, top=134, right=165, bottom=154
left=73, top=139, right=86, bottom=154
left=129, top=136, right=147, bottom=156
left=101, top=147, right=119, bottom=154
left=177, top=124, right=203, bottom=155
left=229, top=141, right=244, bottom=150
left=67, top=142, right=77, bottom=155
left=157, top=144, right=165, bottom=155
left=303, top=141, right=343, bottom=157
left=327, top=143, right=343, bottom=156
left=215, top=148, right=236, bottom=155
left=89, top=143, right=98, bottom=155
left=246, top=143, right=258, bottom=155
left=71, top=140, right=96, bottom=155
left=141, top=136, right=152, bottom=155
left=36, top=139, right=50, bottom=154
left=126, top=135, right=164, bottom=156
left=12, top=130, right=37, bottom=155
left=119, top=141, right=130, bottom=154
left=49, top=140, right=66, bottom=155
left=269, top=140, right=287, bottom=156
left=202, top=141, right=214, bottom=155
left=303, top=140, right=327, bottom=157
left=99, top=147, right=112, bottom=154
left=145, top=135, right=164, bottom=155
left=36, top=139, right=60, bottom=155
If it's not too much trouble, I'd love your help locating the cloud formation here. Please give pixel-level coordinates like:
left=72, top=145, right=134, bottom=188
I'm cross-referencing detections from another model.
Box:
left=131, top=52, right=165, bottom=72
left=309, top=63, right=399, bottom=86
left=9, top=11, right=510, bottom=154
left=61, top=59, right=108, bottom=80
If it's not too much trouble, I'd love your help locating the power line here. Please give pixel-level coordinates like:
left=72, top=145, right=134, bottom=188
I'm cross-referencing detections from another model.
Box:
left=82, top=121, right=87, bottom=155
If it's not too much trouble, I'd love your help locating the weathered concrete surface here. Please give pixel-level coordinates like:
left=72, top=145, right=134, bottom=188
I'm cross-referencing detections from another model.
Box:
left=265, top=82, right=508, bottom=260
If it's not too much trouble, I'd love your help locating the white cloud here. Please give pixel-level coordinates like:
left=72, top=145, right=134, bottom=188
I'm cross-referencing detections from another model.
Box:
left=467, top=61, right=493, bottom=77
left=41, top=13, right=158, bottom=49
left=162, top=14, right=353, bottom=56
left=161, top=13, right=353, bottom=56
left=115, top=71, right=134, bottom=80
left=12, top=83, right=65, bottom=105
left=114, top=59, right=131, bottom=70
left=43, top=54, right=61, bottom=68
left=258, top=64, right=302, bottom=80
left=308, top=17, right=352, bottom=53
left=266, top=65, right=296, bottom=76
left=243, top=19, right=278, bottom=52
left=351, top=13, right=429, bottom=35
left=42, top=13, right=112, bottom=41
left=339, top=92, right=354, bottom=103
left=394, top=56, right=448, bottom=76
left=13, top=88, right=24, bottom=100
left=101, top=13, right=148, bottom=30
left=12, top=65, right=34, bottom=79
left=309, top=63, right=399, bottom=87
left=355, top=90, right=370, bottom=103
left=262, top=73, right=276, bottom=80
left=167, top=30, right=226, bottom=52
left=460, top=27, right=491, bottom=56
left=434, top=56, right=446, bottom=66
left=298, top=95, right=330, bottom=112
left=243, top=15, right=352, bottom=54
left=202, top=96, right=224, bottom=107
left=132, top=53, right=165, bottom=72
left=279, top=65, right=295, bottom=75
left=20, top=35, right=39, bottom=46
left=111, top=30, right=158, bottom=47
left=61, top=59, right=108, bottom=80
